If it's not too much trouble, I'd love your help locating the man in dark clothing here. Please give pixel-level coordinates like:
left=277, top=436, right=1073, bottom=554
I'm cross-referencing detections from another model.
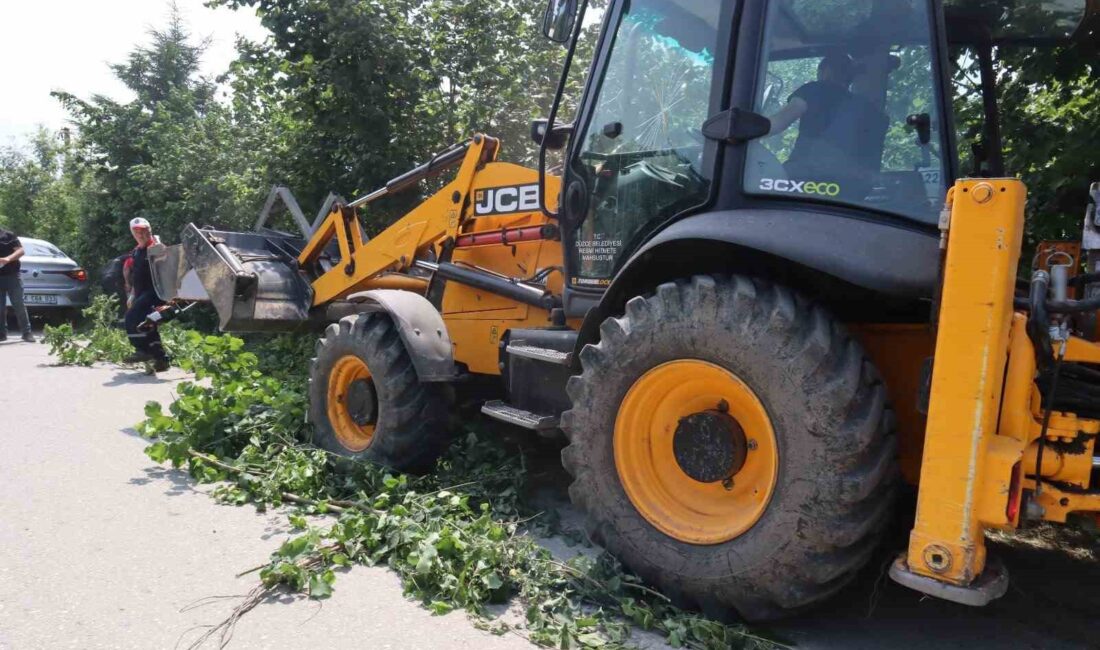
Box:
left=0, top=228, right=35, bottom=343
left=766, top=53, right=884, bottom=201
left=123, top=218, right=169, bottom=371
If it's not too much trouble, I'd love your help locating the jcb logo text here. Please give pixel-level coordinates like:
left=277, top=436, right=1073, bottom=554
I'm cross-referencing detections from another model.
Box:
left=474, top=184, right=540, bottom=216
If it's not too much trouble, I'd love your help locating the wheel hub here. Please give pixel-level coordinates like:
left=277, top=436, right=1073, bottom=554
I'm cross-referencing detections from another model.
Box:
left=345, top=378, right=377, bottom=427
left=327, top=355, right=377, bottom=452
left=672, top=410, right=747, bottom=483
left=613, top=360, right=779, bottom=544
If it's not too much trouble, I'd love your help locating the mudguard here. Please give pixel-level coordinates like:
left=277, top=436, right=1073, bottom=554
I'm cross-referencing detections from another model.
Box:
left=345, top=289, right=457, bottom=382
left=629, top=209, right=939, bottom=299
left=570, top=209, right=940, bottom=357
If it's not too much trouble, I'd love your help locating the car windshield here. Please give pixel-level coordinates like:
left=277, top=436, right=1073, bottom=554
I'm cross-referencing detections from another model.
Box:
left=24, top=241, right=66, bottom=258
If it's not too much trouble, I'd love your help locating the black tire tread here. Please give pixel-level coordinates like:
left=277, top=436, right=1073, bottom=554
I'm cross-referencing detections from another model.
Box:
left=307, top=313, right=451, bottom=473
left=560, top=274, right=897, bottom=620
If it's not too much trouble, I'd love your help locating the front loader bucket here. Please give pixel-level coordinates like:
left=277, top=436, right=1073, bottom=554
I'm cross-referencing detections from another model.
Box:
left=150, top=223, right=314, bottom=332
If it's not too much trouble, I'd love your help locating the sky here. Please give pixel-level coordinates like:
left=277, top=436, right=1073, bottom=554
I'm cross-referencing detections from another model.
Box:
left=0, top=0, right=267, bottom=147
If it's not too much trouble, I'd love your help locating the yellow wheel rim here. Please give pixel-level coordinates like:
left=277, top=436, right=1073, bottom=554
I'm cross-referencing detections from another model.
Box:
left=614, top=360, right=779, bottom=544
left=326, top=355, right=377, bottom=452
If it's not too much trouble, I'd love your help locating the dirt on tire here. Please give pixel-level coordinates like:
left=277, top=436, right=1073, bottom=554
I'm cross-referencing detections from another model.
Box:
left=561, top=275, right=897, bottom=620
left=308, top=312, right=452, bottom=473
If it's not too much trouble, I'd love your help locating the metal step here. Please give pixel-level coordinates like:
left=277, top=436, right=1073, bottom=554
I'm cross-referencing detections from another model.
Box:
left=505, top=344, right=571, bottom=366
left=481, top=400, right=560, bottom=431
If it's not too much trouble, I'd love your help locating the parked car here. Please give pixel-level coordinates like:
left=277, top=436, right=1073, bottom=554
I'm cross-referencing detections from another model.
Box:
left=3, top=237, right=90, bottom=323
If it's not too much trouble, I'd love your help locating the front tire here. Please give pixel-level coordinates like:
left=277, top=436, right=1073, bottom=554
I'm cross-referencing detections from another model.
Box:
left=561, top=276, right=896, bottom=619
left=309, top=313, right=451, bottom=473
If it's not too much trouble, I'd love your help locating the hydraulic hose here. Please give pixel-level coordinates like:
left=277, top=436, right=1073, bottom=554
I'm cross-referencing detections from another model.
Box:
left=1036, top=294, right=1100, bottom=314
left=1069, top=271, right=1100, bottom=290
left=1014, top=293, right=1100, bottom=313
left=1025, top=270, right=1055, bottom=369
left=1015, top=270, right=1100, bottom=314
left=1033, top=344, right=1066, bottom=499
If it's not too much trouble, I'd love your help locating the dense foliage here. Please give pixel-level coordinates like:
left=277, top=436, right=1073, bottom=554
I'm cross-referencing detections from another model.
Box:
left=0, top=0, right=587, bottom=273
left=44, top=295, right=141, bottom=365
left=954, top=43, right=1099, bottom=242
left=2, top=2, right=1093, bottom=273
left=45, top=310, right=776, bottom=650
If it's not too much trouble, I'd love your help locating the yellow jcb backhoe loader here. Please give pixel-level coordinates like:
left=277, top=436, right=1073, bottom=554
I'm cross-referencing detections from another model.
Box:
left=150, top=0, right=1100, bottom=620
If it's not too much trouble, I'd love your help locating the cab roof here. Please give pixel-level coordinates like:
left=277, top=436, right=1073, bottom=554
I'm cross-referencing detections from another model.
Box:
left=945, top=0, right=1099, bottom=47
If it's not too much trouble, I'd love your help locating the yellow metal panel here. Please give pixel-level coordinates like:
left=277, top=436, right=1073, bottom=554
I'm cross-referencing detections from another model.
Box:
left=461, top=161, right=560, bottom=218
left=975, top=434, right=1023, bottom=529
left=851, top=324, right=933, bottom=486
left=439, top=161, right=566, bottom=372
left=998, top=315, right=1037, bottom=444
left=905, top=179, right=1025, bottom=584
left=1065, top=336, right=1100, bottom=364
left=445, top=312, right=584, bottom=376
left=1031, top=482, right=1100, bottom=523
left=444, top=240, right=545, bottom=317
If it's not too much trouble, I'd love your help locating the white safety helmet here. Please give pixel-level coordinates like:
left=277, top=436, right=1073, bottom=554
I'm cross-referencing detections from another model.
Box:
left=129, top=217, right=151, bottom=230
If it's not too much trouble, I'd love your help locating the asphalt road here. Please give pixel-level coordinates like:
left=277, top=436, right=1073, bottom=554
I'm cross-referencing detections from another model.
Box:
left=0, top=338, right=535, bottom=650
left=3, top=335, right=1100, bottom=649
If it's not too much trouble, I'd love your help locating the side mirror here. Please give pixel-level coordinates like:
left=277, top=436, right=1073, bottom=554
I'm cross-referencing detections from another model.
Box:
left=701, top=109, right=772, bottom=143
left=531, top=118, right=574, bottom=150
left=543, top=0, right=578, bottom=44
left=907, top=113, right=932, bottom=145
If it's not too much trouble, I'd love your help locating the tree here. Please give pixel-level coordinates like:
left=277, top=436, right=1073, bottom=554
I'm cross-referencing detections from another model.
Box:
left=953, top=40, right=1099, bottom=245
left=0, top=128, right=83, bottom=253
left=213, top=0, right=574, bottom=229
left=51, top=4, right=286, bottom=273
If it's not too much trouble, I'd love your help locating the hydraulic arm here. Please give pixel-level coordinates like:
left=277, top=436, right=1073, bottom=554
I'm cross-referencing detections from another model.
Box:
left=891, top=179, right=1100, bottom=604
left=299, top=136, right=499, bottom=305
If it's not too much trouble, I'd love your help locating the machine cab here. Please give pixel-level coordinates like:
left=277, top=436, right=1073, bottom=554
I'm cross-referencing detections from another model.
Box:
left=550, top=0, right=958, bottom=309
left=546, top=0, right=1097, bottom=315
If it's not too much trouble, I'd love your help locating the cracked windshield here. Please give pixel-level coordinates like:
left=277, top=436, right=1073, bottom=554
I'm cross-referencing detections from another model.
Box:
left=570, top=0, right=722, bottom=285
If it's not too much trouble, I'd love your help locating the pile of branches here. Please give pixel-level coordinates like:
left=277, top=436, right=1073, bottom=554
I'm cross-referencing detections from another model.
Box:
left=49, top=311, right=778, bottom=650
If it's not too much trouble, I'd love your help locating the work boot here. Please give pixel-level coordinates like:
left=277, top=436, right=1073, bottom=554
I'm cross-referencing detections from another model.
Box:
left=123, top=350, right=154, bottom=364
left=0, top=331, right=6, bottom=342
left=21, top=332, right=35, bottom=343
left=152, top=357, right=171, bottom=373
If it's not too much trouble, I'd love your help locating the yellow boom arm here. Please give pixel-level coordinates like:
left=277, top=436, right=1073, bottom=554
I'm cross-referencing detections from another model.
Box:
left=298, top=135, right=500, bottom=306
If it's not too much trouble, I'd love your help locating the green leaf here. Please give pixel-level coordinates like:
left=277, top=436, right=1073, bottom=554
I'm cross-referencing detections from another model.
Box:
left=309, top=573, right=332, bottom=599
left=279, top=536, right=311, bottom=559
left=415, top=553, right=434, bottom=575
left=429, top=600, right=454, bottom=615
left=145, top=441, right=169, bottom=463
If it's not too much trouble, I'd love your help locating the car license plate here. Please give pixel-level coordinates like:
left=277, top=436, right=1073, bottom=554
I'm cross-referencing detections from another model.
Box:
left=24, top=294, right=58, bottom=305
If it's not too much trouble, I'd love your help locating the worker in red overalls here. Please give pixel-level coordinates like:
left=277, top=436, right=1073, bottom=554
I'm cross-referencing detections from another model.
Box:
left=122, top=218, right=169, bottom=371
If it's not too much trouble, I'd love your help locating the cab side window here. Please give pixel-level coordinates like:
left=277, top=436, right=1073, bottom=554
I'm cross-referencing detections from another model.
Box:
left=745, top=0, right=947, bottom=224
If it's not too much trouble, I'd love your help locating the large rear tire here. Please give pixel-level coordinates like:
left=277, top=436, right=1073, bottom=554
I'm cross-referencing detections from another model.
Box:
left=309, top=313, right=451, bottom=473
left=561, top=275, right=896, bottom=620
